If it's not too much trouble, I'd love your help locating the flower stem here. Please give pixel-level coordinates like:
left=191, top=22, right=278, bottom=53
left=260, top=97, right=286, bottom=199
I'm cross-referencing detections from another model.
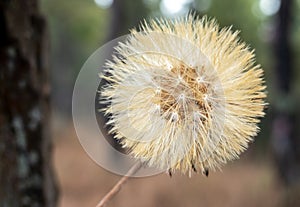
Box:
left=96, top=162, right=143, bottom=207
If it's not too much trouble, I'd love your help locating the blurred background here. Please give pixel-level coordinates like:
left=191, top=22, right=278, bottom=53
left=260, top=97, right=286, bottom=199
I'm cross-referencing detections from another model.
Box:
left=1, top=0, right=300, bottom=206
left=43, top=0, right=300, bottom=206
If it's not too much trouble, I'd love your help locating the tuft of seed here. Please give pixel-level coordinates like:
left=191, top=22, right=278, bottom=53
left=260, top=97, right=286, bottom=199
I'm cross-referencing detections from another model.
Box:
left=100, top=14, right=267, bottom=176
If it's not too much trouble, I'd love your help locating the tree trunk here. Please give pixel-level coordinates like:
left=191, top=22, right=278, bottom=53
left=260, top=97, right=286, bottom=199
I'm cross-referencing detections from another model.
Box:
left=271, top=0, right=299, bottom=186
left=0, top=0, right=57, bottom=206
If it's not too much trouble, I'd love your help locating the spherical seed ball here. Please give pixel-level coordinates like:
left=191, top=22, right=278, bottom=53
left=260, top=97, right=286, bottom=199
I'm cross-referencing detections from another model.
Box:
left=101, top=15, right=266, bottom=175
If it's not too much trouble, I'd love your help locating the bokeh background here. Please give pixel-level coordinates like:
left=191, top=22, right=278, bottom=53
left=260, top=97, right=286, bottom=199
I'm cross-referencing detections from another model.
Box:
left=41, top=0, right=300, bottom=206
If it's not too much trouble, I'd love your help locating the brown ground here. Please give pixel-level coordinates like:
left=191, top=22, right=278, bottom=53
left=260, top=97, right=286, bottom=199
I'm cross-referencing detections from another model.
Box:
left=53, top=123, right=285, bottom=207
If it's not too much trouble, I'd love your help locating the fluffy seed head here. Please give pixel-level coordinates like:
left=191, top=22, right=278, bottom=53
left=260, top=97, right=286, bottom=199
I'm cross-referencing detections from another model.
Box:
left=100, top=15, right=266, bottom=176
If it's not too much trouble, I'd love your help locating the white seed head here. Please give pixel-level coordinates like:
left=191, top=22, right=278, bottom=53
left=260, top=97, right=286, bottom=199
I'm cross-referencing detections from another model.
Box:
left=101, top=15, right=267, bottom=176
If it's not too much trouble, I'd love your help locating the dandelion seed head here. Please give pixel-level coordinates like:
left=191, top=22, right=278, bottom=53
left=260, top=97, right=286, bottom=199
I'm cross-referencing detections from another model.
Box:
left=101, top=14, right=267, bottom=175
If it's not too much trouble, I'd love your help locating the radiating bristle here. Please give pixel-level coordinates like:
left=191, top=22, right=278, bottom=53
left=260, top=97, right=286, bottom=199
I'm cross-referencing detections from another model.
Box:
left=100, top=14, right=267, bottom=176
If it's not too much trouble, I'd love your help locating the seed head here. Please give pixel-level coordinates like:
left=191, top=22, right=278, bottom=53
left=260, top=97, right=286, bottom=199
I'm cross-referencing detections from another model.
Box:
left=101, top=15, right=266, bottom=176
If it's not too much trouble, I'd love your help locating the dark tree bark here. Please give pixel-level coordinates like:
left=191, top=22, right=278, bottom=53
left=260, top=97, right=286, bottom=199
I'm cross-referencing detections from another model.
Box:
left=0, top=0, right=57, bottom=206
left=274, top=0, right=293, bottom=93
left=272, top=0, right=300, bottom=188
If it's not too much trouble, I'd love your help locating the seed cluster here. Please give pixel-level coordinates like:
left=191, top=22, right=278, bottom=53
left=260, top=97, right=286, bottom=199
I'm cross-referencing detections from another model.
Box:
left=152, top=64, right=211, bottom=124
